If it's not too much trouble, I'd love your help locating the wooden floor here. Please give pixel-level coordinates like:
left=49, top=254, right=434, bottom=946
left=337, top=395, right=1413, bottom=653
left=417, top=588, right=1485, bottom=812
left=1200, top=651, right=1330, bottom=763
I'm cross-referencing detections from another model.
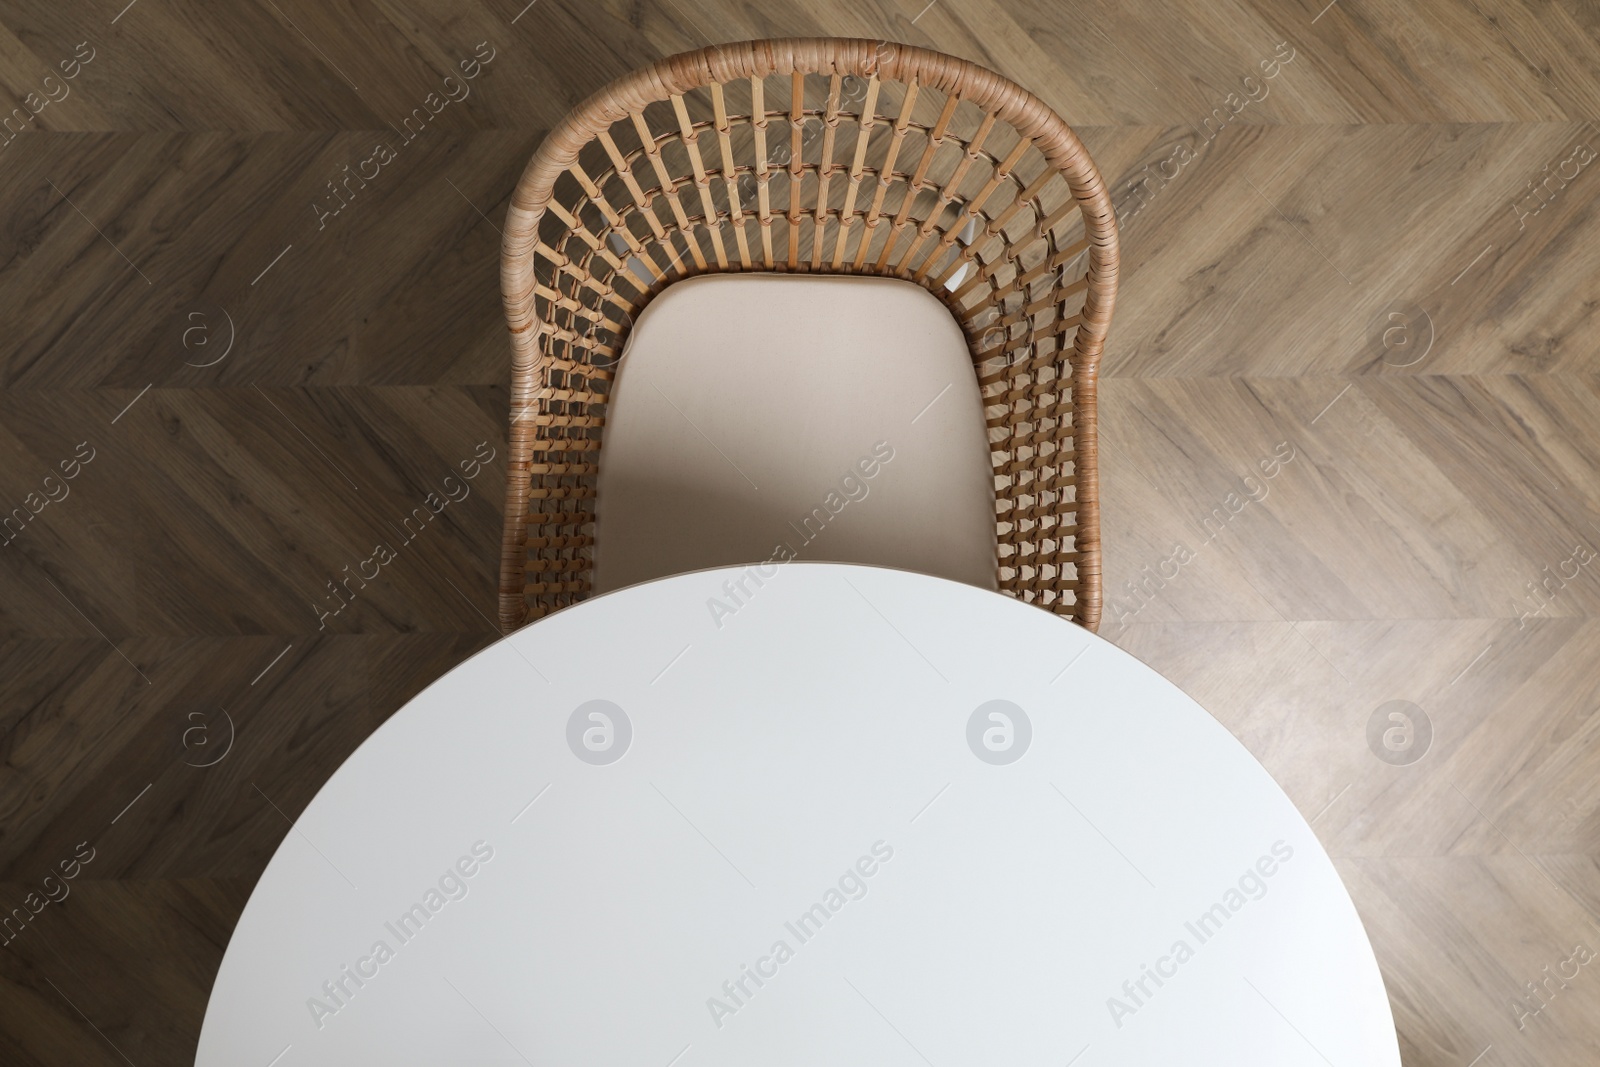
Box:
left=1, top=0, right=1598, bottom=1063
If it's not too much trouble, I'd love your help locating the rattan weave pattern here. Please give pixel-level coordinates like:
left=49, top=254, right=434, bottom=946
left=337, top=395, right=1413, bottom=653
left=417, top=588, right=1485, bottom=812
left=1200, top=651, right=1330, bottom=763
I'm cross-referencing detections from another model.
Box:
left=498, top=37, right=1119, bottom=633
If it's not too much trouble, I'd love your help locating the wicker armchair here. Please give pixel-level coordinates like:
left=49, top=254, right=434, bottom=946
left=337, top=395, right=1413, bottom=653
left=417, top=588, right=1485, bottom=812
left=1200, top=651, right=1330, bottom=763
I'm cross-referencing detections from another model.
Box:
left=498, top=37, right=1118, bottom=633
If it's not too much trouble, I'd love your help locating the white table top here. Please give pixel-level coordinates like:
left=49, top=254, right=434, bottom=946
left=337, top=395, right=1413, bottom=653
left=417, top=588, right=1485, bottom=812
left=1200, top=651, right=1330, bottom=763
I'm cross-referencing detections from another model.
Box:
left=197, top=563, right=1399, bottom=1067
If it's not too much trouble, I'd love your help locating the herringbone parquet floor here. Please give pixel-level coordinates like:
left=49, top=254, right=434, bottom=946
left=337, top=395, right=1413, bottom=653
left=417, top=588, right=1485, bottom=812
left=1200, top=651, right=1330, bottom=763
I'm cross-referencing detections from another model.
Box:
left=1, top=1, right=1598, bottom=1064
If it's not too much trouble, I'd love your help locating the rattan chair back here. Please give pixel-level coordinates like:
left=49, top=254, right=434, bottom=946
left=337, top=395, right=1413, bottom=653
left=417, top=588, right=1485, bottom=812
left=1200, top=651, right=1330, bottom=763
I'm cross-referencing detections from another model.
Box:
left=499, top=37, right=1119, bottom=632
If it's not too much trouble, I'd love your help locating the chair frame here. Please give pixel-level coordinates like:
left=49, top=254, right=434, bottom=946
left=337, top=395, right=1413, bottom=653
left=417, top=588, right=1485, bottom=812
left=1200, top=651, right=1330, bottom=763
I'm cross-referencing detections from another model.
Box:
left=498, top=37, right=1118, bottom=633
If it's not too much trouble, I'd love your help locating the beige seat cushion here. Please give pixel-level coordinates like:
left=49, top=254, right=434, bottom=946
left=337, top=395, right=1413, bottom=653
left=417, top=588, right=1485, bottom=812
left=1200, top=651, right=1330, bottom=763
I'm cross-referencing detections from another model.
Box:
left=592, top=273, right=997, bottom=595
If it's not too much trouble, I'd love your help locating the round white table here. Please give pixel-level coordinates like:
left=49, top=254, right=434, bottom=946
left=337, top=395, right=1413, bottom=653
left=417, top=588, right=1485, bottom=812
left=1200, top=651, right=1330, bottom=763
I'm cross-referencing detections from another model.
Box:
left=197, top=563, right=1399, bottom=1066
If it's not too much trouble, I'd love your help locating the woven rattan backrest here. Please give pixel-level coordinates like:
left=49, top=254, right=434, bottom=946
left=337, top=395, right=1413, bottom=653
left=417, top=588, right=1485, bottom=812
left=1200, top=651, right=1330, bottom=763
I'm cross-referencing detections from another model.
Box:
left=499, top=37, right=1118, bottom=633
